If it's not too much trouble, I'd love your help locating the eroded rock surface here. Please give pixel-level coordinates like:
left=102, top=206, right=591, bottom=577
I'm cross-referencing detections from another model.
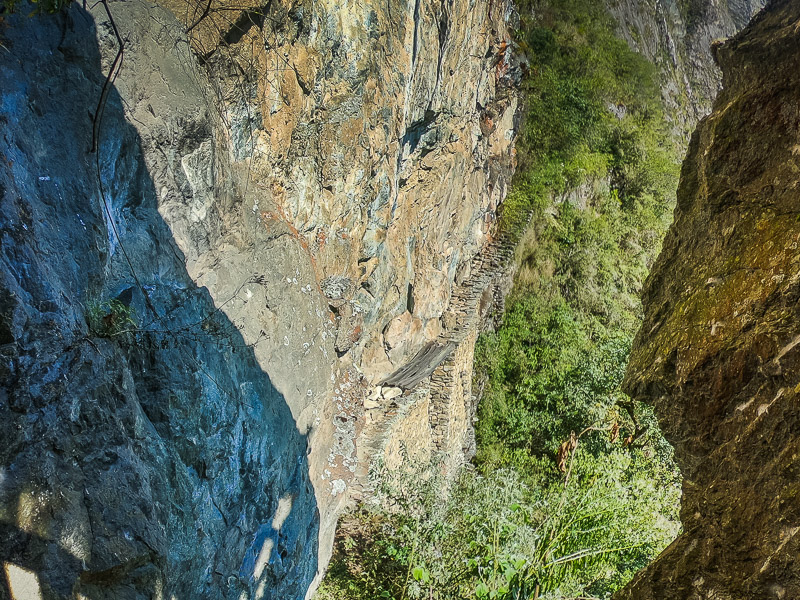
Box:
left=609, top=0, right=765, bottom=130
left=0, top=5, right=319, bottom=600
left=0, top=0, right=519, bottom=597
left=620, top=1, right=800, bottom=597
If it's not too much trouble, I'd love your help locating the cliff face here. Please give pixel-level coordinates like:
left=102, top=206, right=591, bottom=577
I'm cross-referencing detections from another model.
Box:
left=0, top=1, right=519, bottom=599
left=620, top=0, right=800, bottom=597
left=609, top=0, right=765, bottom=130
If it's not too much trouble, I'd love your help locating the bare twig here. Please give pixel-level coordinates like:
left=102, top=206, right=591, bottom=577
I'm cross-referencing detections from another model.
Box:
left=618, top=399, right=649, bottom=448
left=562, top=425, right=610, bottom=488
left=186, top=0, right=212, bottom=33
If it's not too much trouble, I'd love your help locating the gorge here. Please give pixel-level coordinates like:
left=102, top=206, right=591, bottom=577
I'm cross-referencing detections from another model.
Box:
left=0, top=0, right=796, bottom=598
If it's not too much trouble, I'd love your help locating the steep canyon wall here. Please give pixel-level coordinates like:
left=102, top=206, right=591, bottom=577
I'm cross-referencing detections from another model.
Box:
left=0, top=0, right=519, bottom=598
left=620, top=0, right=800, bottom=597
left=609, top=0, right=765, bottom=130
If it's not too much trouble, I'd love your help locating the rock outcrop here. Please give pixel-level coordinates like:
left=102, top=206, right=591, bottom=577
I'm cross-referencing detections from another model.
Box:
left=1, top=5, right=321, bottom=599
left=609, top=0, right=765, bottom=131
left=0, top=0, right=519, bottom=598
left=620, top=1, right=800, bottom=597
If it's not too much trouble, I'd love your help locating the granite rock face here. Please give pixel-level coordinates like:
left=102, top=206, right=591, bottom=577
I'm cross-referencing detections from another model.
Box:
left=619, top=1, right=800, bottom=597
left=0, top=0, right=519, bottom=598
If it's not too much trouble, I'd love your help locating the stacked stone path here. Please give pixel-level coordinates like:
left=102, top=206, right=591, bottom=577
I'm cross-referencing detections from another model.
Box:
left=381, top=209, right=534, bottom=464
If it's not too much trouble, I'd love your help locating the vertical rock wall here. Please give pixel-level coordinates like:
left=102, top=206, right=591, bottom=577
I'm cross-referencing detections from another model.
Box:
left=619, top=1, right=800, bottom=597
left=0, top=4, right=320, bottom=599
left=609, top=0, right=765, bottom=131
left=0, top=0, right=520, bottom=597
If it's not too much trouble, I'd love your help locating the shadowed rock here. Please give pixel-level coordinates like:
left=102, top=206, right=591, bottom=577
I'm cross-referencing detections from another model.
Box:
left=0, top=5, right=317, bottom=599
left=618, top=1, right=800, bottom=598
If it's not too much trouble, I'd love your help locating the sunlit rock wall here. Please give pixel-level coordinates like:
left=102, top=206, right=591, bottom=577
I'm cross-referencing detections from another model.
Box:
left=609, top=0, right=765, bottom=131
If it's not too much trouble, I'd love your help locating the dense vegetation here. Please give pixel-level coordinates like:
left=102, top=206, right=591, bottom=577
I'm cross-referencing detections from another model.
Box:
left=477, top=0, right=679, bottom=469
left=317, top=0, right=683, bottom=598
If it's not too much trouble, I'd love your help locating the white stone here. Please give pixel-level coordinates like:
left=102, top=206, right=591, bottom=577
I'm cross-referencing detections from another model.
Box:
left=382, top=386, right=402, bottom=400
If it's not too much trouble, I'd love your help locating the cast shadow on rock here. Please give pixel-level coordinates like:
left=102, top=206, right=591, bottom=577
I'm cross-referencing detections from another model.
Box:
left=0, top=4, right=318, bottom=599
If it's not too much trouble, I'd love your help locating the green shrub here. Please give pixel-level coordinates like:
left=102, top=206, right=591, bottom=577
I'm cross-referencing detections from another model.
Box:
left=476, top=0, right=681, bottom=472
left=317, top=452, right=679, bottom=600
left=86, top=298, right=137, bottom=338
left=498, top=0, right=678, bottom=239
left=469, top=0, right=684, bottom=593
